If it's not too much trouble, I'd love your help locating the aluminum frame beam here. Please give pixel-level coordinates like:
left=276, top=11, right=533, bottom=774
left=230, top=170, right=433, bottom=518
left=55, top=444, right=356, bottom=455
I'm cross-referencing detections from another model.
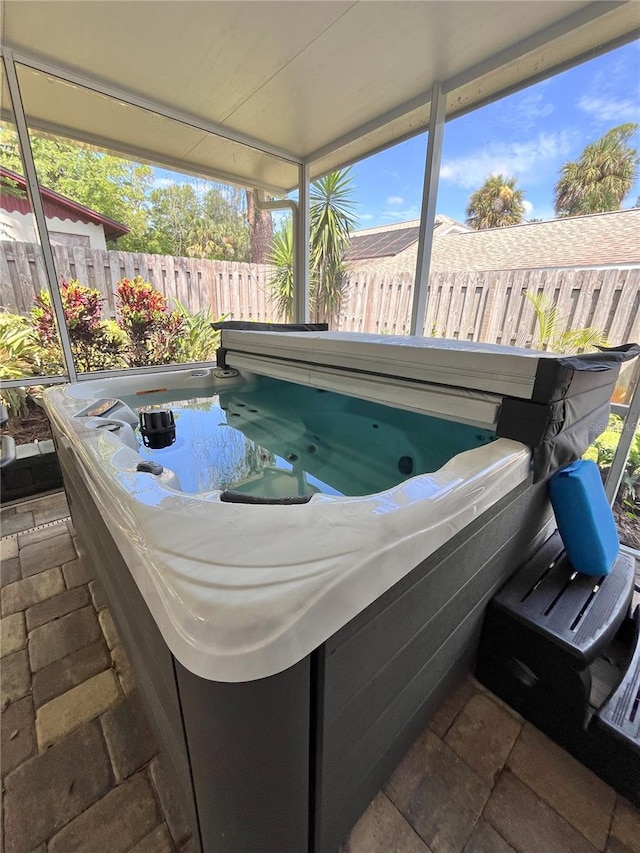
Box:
left=3, top=50, right=78, bottom=382
left=294, top=164, right=311, bottom=324
left=606, top=368, right=640, bottom=504
left=409, top=82, right=446, bottom=337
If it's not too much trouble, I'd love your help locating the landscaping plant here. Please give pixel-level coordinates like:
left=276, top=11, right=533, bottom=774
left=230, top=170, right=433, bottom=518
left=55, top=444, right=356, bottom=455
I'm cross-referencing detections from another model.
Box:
left=31, top=279, right=126, bottom=372
left=116, top=276, right=185, bottom=366
left=0, top=310, right=40, bottom=415
left=173, top=299, right=228, bottom=363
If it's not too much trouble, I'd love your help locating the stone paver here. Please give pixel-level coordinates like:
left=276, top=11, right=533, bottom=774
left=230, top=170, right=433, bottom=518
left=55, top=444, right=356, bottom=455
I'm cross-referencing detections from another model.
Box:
left=48, top=772, right=162, bottom=853
left=129, top=824, right=174, bottom=853
left=1, top=648, right=31, bottom=709
left=2, top=720, right=112, bottom=853
left=98, top=608, right=118, bottom=650
left=1, top=515, right=637, bottom=853
left=462, top=820, right=516, bottom=853
left=1, top=567, right=65, bottom=615
left=485, top=771, right=598, bottom=853
left=1, top=695, right=36, bottom=777
left=25, top=586, right=89, bottom=632
left=28, top=605, right=101, bottom=672
left=445, top=692, right=522, bottom=782
left=101, top=691, right=159, bottom=782
left=62, top=556, right=94, bottom=589
left=32, top=639, right=111, bottom=708
left=110, top=644, right=136, bottom=695
left=344, top=792, right=432, bottom=853
left=1, top=536, right=19, bottom=561
left=33, top=505, right=70, bottom=526
left=428, top=677, right=475, bottom=738
left=1, top=612, right=26, bottom=656
left=607, top=798, right=640, bottom=853
left=386, top=728, right=492, bottom=853
left=1, top=511, right=34, bottom=536
left=35, top=669, right=121, bottom=749
left=508, top=723, right=616, bottom=850
left=18, top=532, right=76, bottom=578
left=17, top=522, right=68, bottom=549
left=149, top=755, right=192, bottom=848
left=1, top=555, right=21, bottom=587
left=89, top=579, right=108, bottom=611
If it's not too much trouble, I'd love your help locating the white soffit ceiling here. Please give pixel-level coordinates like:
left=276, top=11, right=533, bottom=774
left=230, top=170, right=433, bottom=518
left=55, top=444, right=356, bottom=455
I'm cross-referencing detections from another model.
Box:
left=1, top=1, right=638, bottom=191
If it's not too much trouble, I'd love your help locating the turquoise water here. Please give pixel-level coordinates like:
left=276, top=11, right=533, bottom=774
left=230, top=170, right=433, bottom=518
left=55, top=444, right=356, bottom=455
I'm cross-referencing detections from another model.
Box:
left=124, top=376, right=496, bottom=497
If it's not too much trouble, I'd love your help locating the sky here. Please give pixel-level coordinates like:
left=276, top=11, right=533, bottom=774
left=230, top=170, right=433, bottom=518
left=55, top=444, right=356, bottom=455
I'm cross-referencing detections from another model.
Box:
left=348, top=38, right=640, bottom=229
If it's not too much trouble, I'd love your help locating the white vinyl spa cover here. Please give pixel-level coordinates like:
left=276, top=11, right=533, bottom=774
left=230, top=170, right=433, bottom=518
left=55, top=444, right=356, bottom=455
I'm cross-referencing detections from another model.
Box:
left=221, top=331, right=554, bottom=398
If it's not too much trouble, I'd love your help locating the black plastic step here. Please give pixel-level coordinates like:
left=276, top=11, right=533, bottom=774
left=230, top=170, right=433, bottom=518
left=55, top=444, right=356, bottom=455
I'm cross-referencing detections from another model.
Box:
left=594, top=607, right=640, bottom=754
left=491, top=532, right=635, bottom=666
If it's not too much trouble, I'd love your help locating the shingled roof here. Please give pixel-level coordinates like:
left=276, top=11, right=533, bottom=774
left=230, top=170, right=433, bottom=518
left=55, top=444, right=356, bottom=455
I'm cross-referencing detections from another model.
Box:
left=345, top=214, right=468, bottom=262
left=0, top=167, right=130, bottom=241
left=430, top=208, right=640, bottom=272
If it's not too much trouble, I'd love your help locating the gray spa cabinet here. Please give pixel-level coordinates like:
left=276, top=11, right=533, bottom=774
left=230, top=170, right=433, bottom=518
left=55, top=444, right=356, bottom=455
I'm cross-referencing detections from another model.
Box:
left=56, top=438, right=553, bottom=853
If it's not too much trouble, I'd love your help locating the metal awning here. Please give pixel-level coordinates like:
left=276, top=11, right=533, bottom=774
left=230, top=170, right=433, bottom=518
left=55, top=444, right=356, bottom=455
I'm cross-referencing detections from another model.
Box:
left=1, top=1, right=638, bottom=190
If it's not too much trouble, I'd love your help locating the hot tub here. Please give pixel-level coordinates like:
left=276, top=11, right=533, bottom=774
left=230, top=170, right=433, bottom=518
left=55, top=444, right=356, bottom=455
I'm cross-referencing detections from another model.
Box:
left=44, top=330, right=634, bottom=853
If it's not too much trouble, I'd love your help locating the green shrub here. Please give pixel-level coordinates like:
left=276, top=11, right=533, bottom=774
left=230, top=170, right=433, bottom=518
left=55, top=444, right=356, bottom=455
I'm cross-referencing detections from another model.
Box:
left=584, top=414, right=640, bottom=509
left=0, top=310, right=40, bottom=415
left=173, top=300, right=227, bottom=363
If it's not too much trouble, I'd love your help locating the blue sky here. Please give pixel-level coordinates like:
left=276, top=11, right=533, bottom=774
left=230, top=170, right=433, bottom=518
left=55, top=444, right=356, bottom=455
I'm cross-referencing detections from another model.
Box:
left=349, top=39, right=640, bottom=229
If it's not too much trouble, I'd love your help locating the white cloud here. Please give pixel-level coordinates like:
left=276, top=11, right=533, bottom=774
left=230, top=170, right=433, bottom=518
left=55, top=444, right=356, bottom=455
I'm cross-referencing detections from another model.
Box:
left=152, top=177, right=175, bottom=190
left=381, top=206, right=420, bottom=222
left=386, top=195, right=404, bottom=206
left=439, top=131, right=576, bottom=189
left=517, top=91, right=554, bottom=123
left=358, top=213, right=374, bottom=222
left=522, top=200, right=534, bottom=215
left=577, top=91, right=640, bottom=124
left=577, top=49, right=640, bottom=125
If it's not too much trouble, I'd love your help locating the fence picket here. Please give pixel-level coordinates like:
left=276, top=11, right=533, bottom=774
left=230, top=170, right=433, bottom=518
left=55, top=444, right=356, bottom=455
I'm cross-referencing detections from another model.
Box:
left=1, top=242, right=638, bottom=350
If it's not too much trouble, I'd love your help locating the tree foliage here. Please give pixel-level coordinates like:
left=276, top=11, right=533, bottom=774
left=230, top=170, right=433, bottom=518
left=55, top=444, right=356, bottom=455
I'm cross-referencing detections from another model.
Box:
left=268, top=222, right=295, bottom=321
left=268, top=168, right=356, bottom=324
left=465, top=174, right=526, bottom=229
left=524, top=290, right=607, bottom=354
left=0, top=129, right=152, bottom=250
left=310, top=170, right=357, bottom=322
left=554, top=124, right=639, bottom=217
left=0, top=126, right=251, bottom=259
left=146, top=183, right=250, bottom=261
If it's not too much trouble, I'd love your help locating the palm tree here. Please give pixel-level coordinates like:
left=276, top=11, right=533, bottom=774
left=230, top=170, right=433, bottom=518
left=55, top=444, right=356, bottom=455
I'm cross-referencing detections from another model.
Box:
left=309, top=169, right=357, bottom=323
left=524, top=291, right=607, bottom=354
left=268, top=168, right=357, bottom=323
left=554, top=124, right=639, bottom=217
left=465, top=175, right=526, bottom=229
left=268, top=222, right=294, bottom=321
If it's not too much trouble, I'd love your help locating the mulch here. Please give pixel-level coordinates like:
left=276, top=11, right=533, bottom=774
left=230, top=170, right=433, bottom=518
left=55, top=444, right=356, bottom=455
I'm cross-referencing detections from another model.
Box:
left=4, top=399, right=53, bottom=445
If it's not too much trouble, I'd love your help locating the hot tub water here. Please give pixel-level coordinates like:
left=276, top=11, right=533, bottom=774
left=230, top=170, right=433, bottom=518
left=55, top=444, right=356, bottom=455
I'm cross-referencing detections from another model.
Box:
left=124, top=375, right=497, bottom=497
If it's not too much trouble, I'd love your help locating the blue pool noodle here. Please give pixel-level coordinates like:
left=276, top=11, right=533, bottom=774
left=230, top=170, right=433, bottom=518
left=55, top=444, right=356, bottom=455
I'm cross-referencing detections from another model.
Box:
left=548, top=459, right=619, bottom=577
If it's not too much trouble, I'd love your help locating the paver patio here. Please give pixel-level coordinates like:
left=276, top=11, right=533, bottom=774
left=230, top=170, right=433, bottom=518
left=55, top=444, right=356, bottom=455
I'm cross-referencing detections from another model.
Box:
left=1, top=491, right=639, bottom=853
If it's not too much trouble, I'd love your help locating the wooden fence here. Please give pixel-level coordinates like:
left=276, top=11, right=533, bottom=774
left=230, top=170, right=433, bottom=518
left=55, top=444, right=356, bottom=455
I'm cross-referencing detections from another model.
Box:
left=0, top=242, right=284, bottom=323
left=2, top=241, right=639, bottom=346
left=339, top=266, right=640, bottom=346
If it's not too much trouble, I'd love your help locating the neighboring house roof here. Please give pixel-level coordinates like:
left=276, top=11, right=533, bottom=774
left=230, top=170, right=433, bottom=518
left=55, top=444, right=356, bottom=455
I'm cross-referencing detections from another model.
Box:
left=429, top=208, right=640, bottom=272
left=345, top=214, right=469, bottom=262
left=0, top=167, right=130, bottom=241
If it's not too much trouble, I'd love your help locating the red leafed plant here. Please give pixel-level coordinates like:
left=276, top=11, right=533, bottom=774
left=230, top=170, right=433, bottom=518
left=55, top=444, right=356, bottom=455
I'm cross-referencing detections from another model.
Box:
left=116, top=276, right=184, bottom=366
left=31, top=279, right=124, bottom=372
